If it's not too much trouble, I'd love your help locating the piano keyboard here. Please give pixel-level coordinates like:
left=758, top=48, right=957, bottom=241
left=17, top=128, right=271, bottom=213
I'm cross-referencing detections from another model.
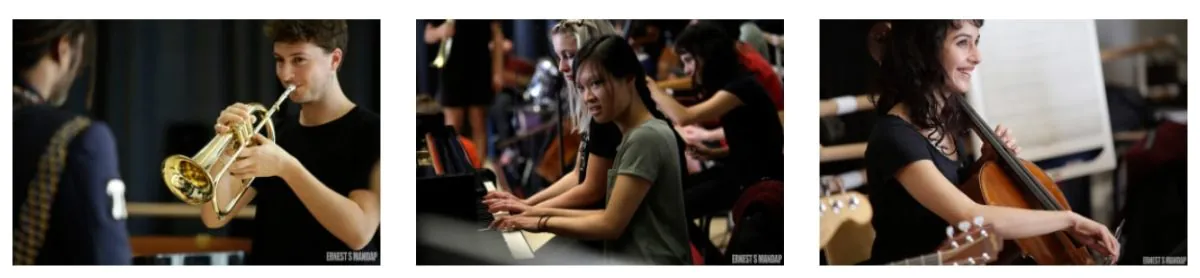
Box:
left=482, top=180, right=536, bottom=260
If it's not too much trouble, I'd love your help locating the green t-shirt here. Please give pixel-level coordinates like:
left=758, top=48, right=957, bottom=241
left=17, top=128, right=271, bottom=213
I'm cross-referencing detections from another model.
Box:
left=603, top=118, right=691, bottom=265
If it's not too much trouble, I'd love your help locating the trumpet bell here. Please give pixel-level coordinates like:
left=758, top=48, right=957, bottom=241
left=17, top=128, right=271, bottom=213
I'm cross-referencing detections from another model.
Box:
left=162, top=154, right=216, bottom=205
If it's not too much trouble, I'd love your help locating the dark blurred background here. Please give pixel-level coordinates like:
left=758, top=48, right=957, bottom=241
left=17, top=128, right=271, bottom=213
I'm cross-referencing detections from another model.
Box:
left=416, top=19, right=783, bottom=96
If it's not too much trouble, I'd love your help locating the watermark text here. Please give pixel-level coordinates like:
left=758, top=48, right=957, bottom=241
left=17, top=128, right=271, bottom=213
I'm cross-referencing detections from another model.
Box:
left=730, top=254, right=782, bottom=265
left=326, top=251, right=379, bottom=262
left=1142, top=256, right=1186, bottom=265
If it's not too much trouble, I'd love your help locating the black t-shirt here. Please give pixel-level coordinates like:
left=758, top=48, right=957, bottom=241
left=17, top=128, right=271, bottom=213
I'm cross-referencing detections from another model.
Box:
left=247, top=105, right=381, bottom=265
left=576, top=121, right=622, bottom=184
left=862, top=114, right=969, bottom=264
left=583, top=121, right=622, bottom=159
left=719, top=75, right=784, bottom=184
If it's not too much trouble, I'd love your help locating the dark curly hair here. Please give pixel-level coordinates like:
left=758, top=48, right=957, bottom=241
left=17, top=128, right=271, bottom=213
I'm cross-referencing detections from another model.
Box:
left=874, top=20, right=984, bottom=149
left=13, top=20, right=94, bottom=74
left=674, top=21, right=750, bottom=94
left=263, top=20, right=348, bottom=54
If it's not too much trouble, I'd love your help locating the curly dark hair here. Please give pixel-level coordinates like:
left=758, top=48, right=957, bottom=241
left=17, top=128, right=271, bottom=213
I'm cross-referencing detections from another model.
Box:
left=263, top=20, right=348, bottom=54
left=13, top=20, right=94, bottom=74
left=874, top=20, right=984, bottom=148
left=674, top=21, right=750, bottom=94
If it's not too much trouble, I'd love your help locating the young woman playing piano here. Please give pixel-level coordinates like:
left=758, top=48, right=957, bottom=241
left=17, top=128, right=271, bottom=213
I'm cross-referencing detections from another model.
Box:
left=480, top=20, right=623, bottom=258
left=489, top=35, right=692, bottom=265
left=861, top=19, right=1118, bottom=264
left=484, top=20, right=620, bottom=215
left=643, top=22, right=785, bottom=262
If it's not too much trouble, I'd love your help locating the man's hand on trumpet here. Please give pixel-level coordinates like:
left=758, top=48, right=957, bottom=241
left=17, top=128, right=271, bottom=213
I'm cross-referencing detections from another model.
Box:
left=214, top=103, right=299, bottom=180
left=228, top=133, right=297, bottom=180
left=215, top=103, right=258, bottom=135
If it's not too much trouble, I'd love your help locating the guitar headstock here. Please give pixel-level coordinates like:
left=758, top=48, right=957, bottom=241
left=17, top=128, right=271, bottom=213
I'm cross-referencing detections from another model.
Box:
left=819, top=191, right=872, bottom=248
left=936, top=216, right=1003, bottom=265
left=819, top=191, right=871, bottom=221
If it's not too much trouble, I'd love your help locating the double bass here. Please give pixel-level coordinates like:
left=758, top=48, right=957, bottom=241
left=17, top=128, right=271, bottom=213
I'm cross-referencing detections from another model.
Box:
left=956, top=96, right=1112, bottom=265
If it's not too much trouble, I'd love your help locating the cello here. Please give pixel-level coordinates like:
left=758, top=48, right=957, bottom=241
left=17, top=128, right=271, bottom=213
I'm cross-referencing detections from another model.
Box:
left=956, top=96, right=1113, bottom=265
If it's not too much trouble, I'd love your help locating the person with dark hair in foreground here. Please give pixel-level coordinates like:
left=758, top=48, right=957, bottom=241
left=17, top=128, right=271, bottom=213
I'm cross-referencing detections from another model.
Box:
left=13, top=19, right=133, bottom=265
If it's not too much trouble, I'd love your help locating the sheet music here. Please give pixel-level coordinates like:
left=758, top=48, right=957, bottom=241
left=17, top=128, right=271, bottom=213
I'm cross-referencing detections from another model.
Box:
left=967, top=20, right=1116, bottom=180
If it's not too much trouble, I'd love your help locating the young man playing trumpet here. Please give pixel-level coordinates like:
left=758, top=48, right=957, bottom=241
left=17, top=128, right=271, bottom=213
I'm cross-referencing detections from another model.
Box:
left=199, top=20, right=382, bottom=265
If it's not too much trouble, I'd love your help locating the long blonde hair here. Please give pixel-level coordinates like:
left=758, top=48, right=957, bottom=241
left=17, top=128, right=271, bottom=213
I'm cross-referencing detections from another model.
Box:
left=551, top=19, right=618, bottom=134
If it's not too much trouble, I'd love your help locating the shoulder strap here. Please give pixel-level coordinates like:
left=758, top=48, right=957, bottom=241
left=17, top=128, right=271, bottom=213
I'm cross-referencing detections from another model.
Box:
left=13, top=116, right=93, bottom=265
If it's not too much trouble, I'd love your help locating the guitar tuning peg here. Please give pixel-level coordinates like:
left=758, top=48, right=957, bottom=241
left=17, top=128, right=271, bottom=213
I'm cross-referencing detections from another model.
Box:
left=967, top=257, right=976, bottom=265
left=946, top=226, right=960, bottom=249
left=849, top=195, right=860, bottom=208
left=833, top=200, right=844, bottom=210
left=981, top=253, right=991, bottom=261
left=957, top=221, right=975, bottom=242
left=973, top=216, right=988, bottom=238
left=820, top=203, right=827, bottom=213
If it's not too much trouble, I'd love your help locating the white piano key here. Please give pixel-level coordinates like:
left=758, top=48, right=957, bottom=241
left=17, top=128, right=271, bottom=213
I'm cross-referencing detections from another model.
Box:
left=482, top=181, right=535, bottom=260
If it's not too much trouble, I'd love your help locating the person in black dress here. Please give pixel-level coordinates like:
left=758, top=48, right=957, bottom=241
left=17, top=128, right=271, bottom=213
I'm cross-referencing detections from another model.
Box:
left=425, top=20, right=504, bottom=160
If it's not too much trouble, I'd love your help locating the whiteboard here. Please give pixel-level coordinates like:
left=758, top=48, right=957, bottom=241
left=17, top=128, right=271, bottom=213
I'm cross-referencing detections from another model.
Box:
left=966, top=20, right=1116, bottom=181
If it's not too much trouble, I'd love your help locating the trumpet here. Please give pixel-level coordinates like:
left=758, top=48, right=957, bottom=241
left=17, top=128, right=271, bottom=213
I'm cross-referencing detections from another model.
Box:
left=431, top=19, right=454, bottom=69
left=161, top=84, right=296, bottom=220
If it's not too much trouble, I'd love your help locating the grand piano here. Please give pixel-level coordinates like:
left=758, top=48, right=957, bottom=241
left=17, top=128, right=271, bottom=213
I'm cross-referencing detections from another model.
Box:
left=417, top=112, right=536, bottom=265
